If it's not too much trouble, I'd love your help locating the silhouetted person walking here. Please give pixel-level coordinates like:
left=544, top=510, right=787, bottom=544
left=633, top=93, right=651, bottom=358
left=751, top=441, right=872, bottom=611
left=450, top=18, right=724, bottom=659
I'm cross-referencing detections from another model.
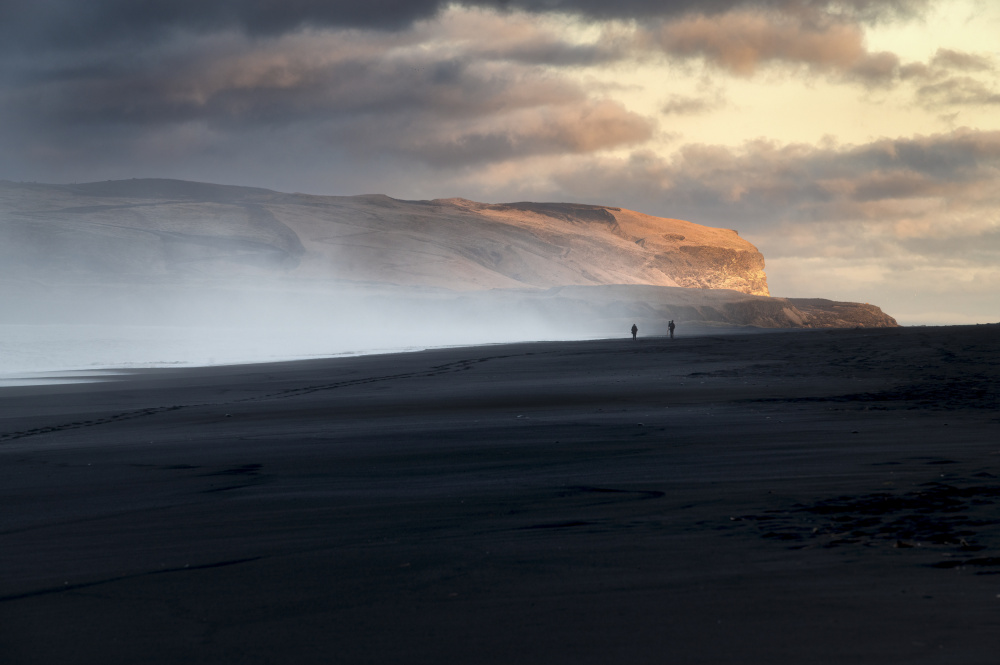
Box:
left=668, top=320, right=675, bottom=339
left=631, top=323, right=638, bottom=340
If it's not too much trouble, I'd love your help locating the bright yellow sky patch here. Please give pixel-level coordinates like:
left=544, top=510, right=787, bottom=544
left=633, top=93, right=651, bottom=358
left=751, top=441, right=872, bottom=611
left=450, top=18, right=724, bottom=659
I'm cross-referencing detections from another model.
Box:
left=550, top=0, right=1000, bottom=156
left=864, top=0, right=997, bottom=62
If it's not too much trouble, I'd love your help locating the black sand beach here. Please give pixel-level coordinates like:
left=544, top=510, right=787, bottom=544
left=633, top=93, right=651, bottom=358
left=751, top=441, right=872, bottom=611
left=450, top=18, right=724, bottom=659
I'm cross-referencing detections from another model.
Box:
left=2, top=325, right=999, bottom=664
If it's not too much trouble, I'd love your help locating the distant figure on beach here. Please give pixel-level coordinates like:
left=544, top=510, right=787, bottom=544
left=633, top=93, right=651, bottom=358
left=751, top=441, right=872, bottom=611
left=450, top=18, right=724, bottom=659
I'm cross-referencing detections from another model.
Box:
left=631, top=323, right=638, bottom=340
left=668, top=320, right=675, bottom=339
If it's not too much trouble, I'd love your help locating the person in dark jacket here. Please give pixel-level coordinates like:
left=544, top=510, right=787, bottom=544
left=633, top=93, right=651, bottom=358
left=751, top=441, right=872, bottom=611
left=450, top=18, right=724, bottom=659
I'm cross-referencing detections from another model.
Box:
left=631, top=323, right=638, bottom=340
left=668, top=320, right=676, bottom=339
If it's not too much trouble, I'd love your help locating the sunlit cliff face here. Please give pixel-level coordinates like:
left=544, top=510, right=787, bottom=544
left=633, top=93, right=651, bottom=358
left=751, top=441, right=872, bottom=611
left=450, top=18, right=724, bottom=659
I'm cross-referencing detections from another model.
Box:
left=0, top=180, right=770, bottom=295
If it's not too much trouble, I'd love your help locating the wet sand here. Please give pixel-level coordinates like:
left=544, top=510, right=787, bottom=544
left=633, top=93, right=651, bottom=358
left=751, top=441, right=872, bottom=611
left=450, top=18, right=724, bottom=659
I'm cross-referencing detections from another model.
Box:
left=1, top=325, right=999, bottom=664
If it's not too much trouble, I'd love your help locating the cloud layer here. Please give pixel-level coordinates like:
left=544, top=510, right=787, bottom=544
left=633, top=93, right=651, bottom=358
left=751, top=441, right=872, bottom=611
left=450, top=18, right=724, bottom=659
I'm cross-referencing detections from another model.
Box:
left=0, top=0, right=928, bottom=49
left=1, top=0, right=997, bottom=323
left=5, top=1, right=978, bottom=175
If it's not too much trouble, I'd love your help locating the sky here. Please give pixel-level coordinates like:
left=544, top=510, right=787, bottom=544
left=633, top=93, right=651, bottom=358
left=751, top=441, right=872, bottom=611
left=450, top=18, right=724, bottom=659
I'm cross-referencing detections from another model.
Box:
left=1, top=0, right=998, bottom=325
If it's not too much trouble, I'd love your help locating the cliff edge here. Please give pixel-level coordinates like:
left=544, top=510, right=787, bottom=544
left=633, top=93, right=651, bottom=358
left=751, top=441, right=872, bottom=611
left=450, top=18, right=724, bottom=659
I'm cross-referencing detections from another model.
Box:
left=0, top=178, right=899, bottom=330
left=0, top=179, right=768, bottom=295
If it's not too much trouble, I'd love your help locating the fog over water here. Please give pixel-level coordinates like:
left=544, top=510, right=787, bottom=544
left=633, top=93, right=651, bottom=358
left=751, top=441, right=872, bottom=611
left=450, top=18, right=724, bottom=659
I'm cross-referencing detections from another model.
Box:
left=0, top=178, right=901, bottom=380
left=0, top=282, right=579, bottom=377
left=0, top=180, right=721, bottom=377
left=0, top=273, right=899, bottom=380
left=0, top=323, right=387, bottom=376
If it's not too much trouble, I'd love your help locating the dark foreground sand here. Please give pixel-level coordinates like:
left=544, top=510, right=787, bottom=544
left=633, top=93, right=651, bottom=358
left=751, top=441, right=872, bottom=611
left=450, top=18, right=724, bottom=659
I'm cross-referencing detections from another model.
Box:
left=1, top=325, right=999, bottom=664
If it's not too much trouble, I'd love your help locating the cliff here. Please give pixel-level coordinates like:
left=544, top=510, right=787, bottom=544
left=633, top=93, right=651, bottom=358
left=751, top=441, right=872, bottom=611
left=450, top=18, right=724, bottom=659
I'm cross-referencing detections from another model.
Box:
left=0, top=179, right=767, bottom=295
left=0, top=178, right=897, bottom=330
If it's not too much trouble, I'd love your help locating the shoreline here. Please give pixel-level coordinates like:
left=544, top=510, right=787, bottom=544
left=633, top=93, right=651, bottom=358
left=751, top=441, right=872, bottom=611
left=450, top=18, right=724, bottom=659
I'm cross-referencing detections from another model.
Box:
left=0, top=324, right=781, bottom=386
left=0, top=321, right=887, bottom=386
left=2, top=324, right=998, bottom=663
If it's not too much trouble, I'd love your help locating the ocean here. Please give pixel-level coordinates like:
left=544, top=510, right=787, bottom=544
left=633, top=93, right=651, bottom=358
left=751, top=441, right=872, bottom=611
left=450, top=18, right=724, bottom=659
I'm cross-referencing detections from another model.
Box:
left=0, top=323, right=393, bottom=386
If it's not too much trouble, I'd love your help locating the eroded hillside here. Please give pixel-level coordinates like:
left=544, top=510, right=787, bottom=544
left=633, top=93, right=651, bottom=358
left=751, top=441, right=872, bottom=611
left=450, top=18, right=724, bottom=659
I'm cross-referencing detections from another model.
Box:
left=0, top=179, right=768, bottom=295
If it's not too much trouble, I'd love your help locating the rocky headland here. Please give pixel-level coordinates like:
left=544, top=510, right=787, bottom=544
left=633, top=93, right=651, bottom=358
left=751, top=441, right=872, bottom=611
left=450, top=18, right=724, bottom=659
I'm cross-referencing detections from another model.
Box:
left=0, top=178, right=896, bottom=331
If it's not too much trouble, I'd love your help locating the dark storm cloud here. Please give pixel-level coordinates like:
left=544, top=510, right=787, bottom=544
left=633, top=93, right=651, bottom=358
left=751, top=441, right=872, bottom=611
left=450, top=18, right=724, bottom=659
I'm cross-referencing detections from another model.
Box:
left=0, top=13, right=653, bottom=180
left=0, top=0, right=928, bottom=54
left=477, top=0, right=928, bottom=25
left=0, top=0, right=948, bottom=186
left=0, top=3, right=624, bottom=130
left=5, top=48, right=584, bottom=128
left=0, top=0, right=443, bottom=51
left=0, top=0, right=935, bottom=107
